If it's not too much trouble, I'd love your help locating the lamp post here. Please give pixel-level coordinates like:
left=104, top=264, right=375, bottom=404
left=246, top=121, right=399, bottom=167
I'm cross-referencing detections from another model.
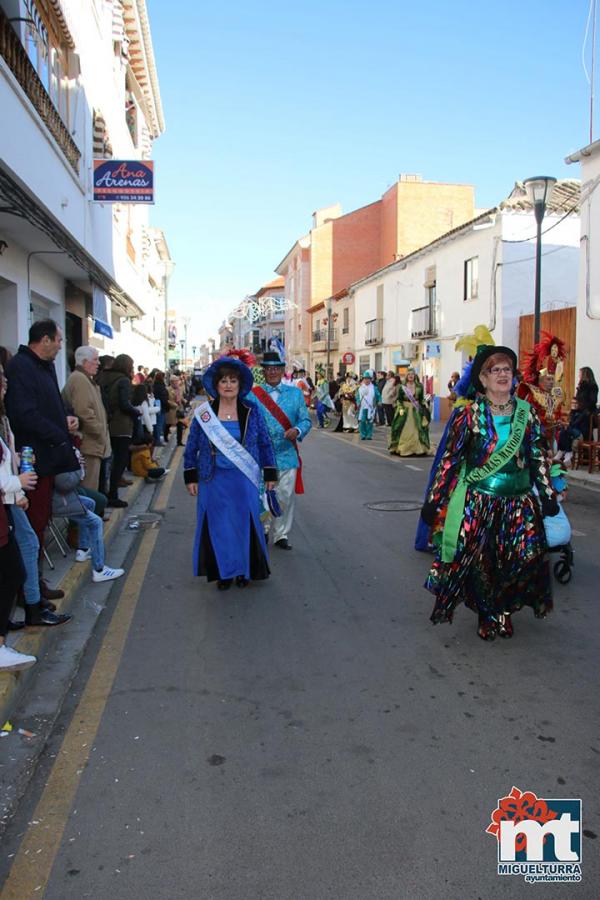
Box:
left=523, top=176, right=557, bottom=345
left=161, top=259, right=175, bottom=372
left=192, top=345, right=197, bottom=364
left=326, top=300, right=332, bottom=380
left=179, top=339, right=185, bottom=366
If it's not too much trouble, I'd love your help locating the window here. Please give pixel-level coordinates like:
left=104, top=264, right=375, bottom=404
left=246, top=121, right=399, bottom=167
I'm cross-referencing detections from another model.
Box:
left=359, top=355, right=370, bottom=373
left=23, top=0, right=71, bottom=128
left=342, top=307, right=349, bottom=334
left=464, top=257, right=479, bottom=301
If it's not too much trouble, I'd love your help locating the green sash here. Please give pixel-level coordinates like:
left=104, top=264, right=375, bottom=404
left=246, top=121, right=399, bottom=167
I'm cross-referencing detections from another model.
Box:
left=441, top=398, right=530, bottom=563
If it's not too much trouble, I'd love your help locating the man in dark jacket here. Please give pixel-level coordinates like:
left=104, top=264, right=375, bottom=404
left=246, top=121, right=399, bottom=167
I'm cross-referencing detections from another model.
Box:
left=5, top=319, right=78, bottom=623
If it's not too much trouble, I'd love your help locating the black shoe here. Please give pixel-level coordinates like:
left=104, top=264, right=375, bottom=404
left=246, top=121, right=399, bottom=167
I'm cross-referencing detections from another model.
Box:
left=106, top=498, right=128, bottom=508
left=217, top=579, right=233, bottom=591
left=39, top=579, right=63, bottom=602
left=26, top=604, right=72, bottom=627
left=7, top=620, right=25, bottom=631
left=275, top=538, right=292, bottom=550
left=235, top=576, right=249, bottom=588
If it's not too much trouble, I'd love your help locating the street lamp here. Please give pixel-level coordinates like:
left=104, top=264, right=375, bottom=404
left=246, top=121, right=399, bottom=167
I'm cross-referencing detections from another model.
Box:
left=326, top=299, right=332, bottom=380
left=523, top=176, right=557, bottom=345
left=192, top=345, right=197, bottom=363
left=179, top=339, right=185, bottom=366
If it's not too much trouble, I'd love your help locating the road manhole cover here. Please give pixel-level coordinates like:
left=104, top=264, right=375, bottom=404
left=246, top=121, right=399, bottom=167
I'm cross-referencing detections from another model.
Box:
left=365, top=500, right=422, bottom=512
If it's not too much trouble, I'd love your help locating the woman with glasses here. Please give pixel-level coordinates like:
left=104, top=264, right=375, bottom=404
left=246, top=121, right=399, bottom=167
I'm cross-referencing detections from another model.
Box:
left=183, top=353, right=277, bottom=591
left=420, top=343, right=558, bottom=641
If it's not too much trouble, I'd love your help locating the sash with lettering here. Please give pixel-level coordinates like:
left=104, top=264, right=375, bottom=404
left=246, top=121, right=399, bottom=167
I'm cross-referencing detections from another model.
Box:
left=441, top=397, right=530, bottom=563
left=252, top=386, right=304, bottom=494
left=194, top=402, right=260, bottom=489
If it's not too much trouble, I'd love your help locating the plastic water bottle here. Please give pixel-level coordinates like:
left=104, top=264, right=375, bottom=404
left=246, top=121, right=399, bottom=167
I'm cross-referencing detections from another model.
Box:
left=20, top=446, right=35, bottom=473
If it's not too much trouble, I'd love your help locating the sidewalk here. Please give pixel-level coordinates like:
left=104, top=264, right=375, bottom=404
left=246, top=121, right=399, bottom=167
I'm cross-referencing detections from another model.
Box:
left=0, top=439, right=178, bottom=727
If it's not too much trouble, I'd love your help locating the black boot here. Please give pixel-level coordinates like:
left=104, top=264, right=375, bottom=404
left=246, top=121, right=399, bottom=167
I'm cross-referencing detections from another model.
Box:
left=26, top=602, right=72, bottom=627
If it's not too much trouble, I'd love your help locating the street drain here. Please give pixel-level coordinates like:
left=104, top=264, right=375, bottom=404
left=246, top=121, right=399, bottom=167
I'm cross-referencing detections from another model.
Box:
left=365, top=500, right=422, bottom=512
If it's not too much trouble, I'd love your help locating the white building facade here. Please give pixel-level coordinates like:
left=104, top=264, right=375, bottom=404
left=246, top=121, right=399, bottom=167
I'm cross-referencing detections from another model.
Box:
left=350, top=182, right=580, bottom=416
left=0, top=0, right=170, bottom=382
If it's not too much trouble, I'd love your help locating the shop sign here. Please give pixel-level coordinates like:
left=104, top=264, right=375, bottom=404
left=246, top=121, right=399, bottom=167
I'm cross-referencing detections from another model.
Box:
left=425, top=342, right=441, bottom=359
left=341, top=352, right=355, bottom=365
left=93, top=160, right=154, bottom=203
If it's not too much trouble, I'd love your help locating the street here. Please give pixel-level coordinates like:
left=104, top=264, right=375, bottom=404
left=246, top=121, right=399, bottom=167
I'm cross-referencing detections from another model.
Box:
left=0, top=424, right=598, bottom=900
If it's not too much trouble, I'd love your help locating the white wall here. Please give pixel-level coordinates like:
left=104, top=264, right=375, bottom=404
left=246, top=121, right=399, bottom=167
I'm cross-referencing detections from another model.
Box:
left=575, top=152, right=600, bottom=376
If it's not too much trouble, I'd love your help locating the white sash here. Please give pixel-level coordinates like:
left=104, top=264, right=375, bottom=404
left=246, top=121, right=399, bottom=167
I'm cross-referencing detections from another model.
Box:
left=194, top=402, right=260, bottom=489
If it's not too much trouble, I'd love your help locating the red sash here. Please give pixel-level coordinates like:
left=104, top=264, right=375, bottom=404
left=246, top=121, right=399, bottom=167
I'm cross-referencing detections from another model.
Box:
left=252, top=386, right=304, bottom=494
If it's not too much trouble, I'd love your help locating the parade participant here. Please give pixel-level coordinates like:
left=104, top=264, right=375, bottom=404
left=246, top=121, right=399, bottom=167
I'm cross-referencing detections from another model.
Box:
left=356, top=371, right=379, bottom=440
left=183, top=353, right=277, bottom=588
left=516, top=332, right=566, bottom=450
left=389, top=368, right=430, bottom=456
left=421, top=343, right=558, bottom=641
left=250, top=350, right=311, bottom=550
left=294, top=368, right=312, bottom=407
left=381, top=372, right=399, bottom=425
left=338, top=374, right=359, bottom=433
left=315, top=373, right=334, bottom=428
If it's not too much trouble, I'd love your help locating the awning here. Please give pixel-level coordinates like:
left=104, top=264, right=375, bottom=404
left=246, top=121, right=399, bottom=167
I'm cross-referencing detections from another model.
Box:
left=0, top=164, right=143, bottom=318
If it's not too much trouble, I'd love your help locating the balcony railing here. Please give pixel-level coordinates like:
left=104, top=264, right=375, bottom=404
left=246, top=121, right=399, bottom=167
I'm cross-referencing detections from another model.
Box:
left=0, top=7, right=80, bottom=173
left=410, top=305, right=437, bottom=338
left=365, top=319, right=383, bottom=345
left=312, top=328, right=338, bottom=343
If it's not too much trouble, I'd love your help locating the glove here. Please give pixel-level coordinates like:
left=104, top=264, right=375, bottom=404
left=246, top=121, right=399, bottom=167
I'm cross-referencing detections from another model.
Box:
left=541, top=496, right=560, bottom=518
left=420, top=501, right=437, bottom=527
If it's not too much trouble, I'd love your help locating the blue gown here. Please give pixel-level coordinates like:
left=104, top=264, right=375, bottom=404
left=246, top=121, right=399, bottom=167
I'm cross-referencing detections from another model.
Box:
left=192, top=421, right=269, bottom=581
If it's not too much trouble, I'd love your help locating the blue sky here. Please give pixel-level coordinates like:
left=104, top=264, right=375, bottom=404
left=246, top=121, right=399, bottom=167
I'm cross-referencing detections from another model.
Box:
left=147, top=0, right=595, bottom=345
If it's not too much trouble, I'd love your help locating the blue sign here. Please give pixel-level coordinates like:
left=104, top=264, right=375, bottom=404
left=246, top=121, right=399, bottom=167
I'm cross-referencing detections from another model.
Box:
left=425, top=342, right=441, bottom=358
left=93, top=160, right=154, bottom=203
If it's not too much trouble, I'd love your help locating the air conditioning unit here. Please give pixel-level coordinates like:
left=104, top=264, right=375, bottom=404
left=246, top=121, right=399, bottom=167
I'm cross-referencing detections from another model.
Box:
left=398, top=342, right=418, bottom=358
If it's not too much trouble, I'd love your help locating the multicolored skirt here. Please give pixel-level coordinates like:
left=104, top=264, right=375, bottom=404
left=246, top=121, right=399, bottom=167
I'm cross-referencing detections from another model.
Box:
left=425, top=488, right=552, bottom=623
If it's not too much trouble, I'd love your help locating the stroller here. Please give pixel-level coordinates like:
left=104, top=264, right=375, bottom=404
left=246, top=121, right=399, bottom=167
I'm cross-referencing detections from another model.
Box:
left=544, top=465, right=574, bottom=585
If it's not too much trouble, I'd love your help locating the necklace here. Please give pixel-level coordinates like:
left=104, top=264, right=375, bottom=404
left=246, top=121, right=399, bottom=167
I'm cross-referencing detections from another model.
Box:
left=488, top=397, right=513, bottom=412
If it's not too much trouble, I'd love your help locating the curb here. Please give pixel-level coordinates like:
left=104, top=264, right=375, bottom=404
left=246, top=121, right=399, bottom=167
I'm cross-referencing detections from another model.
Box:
left=0, top=441, right=176, bottom=725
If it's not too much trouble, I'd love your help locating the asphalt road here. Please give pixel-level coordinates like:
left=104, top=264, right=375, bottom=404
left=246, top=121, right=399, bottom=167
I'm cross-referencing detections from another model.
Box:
left=1, top=424, right=598, bottom=899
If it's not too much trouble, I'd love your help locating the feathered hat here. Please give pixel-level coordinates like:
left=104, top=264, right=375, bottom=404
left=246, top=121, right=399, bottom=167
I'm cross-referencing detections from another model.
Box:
left=521, top=331, right=566, bottom=385
left=202, top=347, right=256, bottom=398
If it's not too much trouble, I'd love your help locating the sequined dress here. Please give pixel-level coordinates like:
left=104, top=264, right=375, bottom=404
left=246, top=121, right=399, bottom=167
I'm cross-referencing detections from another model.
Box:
left=424, top=396, right=554, bottom=624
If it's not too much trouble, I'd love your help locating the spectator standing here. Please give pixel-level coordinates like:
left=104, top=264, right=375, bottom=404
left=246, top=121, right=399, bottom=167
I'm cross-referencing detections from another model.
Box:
left=102, top=354, right=139, bottom=508
left=62, top=346, right=111, bottom=493
left=381, top=371, right=399, bottom=425
left=152, top=371, right=170, bottom=444
left=376, top=371, right=387, bottom=424
left=5, top=319, right=80, bottom=602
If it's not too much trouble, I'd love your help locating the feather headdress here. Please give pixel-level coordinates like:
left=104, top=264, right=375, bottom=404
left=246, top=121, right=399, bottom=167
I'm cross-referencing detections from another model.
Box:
left=521, top=331, right=566, bottom=384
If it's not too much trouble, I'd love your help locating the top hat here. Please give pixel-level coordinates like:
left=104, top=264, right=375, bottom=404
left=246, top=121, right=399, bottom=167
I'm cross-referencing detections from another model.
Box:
left=261, top=351, right=285, bottom=367
left=202, top=355, right=254, bottom=398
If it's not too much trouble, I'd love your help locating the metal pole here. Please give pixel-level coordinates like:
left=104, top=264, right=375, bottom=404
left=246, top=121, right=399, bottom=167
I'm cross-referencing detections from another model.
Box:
left=163, top=271, right=169, bottom=372
left=534, top=213, right=543, bottom=346
left=326, top=303, right=332, bottom=379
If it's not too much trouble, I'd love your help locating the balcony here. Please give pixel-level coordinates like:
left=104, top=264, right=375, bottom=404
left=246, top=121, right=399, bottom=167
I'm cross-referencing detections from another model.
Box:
left=410, top=305, right=437, bottom=338
left=365, top=319, right=383, bottom=345
left=311, top=327, right=338, bottom=351
left=0, top=7, right=80, bottom=173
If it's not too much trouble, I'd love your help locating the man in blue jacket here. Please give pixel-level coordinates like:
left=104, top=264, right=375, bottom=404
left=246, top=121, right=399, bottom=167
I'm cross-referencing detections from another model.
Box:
left=250, top=351, right=311, bottom=550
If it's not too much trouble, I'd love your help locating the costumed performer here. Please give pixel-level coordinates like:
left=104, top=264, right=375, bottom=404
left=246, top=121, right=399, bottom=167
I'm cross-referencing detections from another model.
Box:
left=338, top=374, right=359, bottom=433
left=389, top=368, right=430, bottom=456
left=516, top=332, right=566, bottom=451
left=420, top=342, right=558, bottom=641
left=249, top=350, right=312, bottom=551
left=357, top=371, right=379, bottom=440
left=183, top=351, right=277, bottom=590
left=315, top=373, right=335, bottom=428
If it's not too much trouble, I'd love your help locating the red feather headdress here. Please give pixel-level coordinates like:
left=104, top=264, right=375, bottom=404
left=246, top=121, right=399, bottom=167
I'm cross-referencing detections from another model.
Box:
left=223, top=347, right=256, bottom=367
left=522, top=331, right=566, bottom=384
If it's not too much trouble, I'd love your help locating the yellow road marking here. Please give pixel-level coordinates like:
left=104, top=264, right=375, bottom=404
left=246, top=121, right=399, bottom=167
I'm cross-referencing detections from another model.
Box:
left=0, top=458, right=180, bottom=898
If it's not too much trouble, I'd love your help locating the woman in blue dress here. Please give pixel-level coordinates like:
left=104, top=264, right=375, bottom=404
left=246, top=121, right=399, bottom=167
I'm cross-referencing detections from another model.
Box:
left=183, top=354, right=277, bottom=590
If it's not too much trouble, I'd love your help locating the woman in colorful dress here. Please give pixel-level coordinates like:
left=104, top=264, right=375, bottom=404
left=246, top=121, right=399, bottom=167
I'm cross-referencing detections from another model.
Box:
left=389, top=369, right=430, bottom=456
left=183, top=353, right=277, bottom=591
left=338, top=375, right=359, bottom=433
left=420, top=344, right=558, bottom=641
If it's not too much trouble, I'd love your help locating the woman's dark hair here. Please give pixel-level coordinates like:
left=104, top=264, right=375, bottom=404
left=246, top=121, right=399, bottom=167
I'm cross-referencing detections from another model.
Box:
left=579, top=366, right=597, bottom=386
left=98, top=355, right=114, bottom=370
left=0, top=346, right=12, bottom=369
left=28, top=318, right=58, bottom=344
left=131, top=384, right=148, bottom=405
left=112, top=354, right=134, bottom=377
left=215, top=364, right=240, bottom=382
left=154, top=371, right=165, bottom=383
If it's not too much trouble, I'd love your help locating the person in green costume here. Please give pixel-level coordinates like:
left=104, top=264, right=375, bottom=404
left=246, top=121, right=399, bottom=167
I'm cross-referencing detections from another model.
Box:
left=420, top=345, right=559, bottom=641
left=389, top=368, right=431, bottom=456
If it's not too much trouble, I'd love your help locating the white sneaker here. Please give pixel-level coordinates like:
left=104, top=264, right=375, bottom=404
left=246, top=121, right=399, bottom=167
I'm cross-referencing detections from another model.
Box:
left=0, top=644, right=37, bottom=672
left=92, top=566, right=125, bottom=583
left=75, top=548, right=92, bottom=562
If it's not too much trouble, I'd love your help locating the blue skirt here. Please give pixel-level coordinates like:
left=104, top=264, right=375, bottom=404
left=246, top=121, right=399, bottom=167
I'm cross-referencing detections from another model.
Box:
left=193, top=467, right=269, bottom=581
